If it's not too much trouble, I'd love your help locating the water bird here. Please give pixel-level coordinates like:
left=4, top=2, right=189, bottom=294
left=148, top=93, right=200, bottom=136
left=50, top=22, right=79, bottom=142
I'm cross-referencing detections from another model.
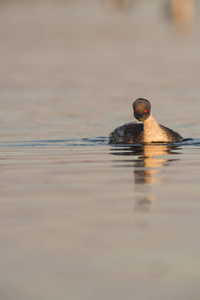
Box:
left=109, top=98, right=183, bottom=144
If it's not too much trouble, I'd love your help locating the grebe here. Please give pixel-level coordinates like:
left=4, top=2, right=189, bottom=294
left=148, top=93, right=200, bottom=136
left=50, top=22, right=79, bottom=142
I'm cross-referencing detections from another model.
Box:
left=109, top=98, right=183, bottom=144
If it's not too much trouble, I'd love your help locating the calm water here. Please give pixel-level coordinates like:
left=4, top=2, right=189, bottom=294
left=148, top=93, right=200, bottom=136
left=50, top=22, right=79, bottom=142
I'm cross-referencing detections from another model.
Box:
left=1, top=0, right=200, bottom=299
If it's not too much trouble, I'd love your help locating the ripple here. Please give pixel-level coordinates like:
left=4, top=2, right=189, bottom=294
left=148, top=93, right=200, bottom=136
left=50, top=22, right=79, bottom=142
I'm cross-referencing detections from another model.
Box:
left=0, top=137, right=109, bottom=148
left=0, top=137, right=199, bottom=149
left=181, top=138, right=200, bottom=146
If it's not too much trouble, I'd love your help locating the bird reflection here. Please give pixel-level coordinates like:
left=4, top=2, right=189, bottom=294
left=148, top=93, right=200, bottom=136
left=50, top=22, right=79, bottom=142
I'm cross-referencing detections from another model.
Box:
left=110, top=144, right=181, bottom=215
left=135, top=195, right=154, bottom=213
left=133, top=144, right=178, bottom=186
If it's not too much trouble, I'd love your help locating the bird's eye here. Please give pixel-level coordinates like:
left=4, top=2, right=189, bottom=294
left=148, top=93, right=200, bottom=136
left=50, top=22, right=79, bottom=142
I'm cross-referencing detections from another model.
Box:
left=134, top=109, right=136, bottom=113
left=144, top=109, right=147, bottom=113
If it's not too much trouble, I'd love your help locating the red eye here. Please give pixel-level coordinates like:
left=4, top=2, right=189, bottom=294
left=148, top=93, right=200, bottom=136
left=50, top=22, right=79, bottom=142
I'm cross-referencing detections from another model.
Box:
left=144, top=109, right=147, bottom=113
left=134, top=109, right=136, bottom=113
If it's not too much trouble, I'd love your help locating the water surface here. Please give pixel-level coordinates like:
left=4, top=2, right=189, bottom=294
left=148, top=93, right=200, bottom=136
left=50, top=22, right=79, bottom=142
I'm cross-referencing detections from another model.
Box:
left=1, top=138, right=200, bottom=299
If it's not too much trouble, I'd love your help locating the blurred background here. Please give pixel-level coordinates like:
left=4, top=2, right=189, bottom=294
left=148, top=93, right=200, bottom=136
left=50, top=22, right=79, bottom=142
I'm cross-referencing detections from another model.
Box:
left=1, top=2, right=200, bottom=300
left=0, top=0, right=200, bottom=141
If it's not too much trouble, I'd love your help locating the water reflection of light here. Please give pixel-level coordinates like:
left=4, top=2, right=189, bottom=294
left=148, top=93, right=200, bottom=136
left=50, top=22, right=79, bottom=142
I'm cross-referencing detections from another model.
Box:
left=134, top=195, right=154, bottom=213
left=169, top=0, right=194, bottom=26
left=110, top=144, right=181, bottom=215
left=134, top=144, right=175, bottom=185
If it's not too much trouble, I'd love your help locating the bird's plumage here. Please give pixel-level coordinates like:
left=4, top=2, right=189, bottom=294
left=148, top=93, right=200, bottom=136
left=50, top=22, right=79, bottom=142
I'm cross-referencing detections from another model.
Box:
left=109, top=98, right=183, bottom=144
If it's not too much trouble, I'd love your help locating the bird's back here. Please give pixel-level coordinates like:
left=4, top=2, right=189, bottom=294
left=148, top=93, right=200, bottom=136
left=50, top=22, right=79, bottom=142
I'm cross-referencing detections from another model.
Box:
left=109, top=122, right=183, bottom=144
left=109, top=122, right=143, bottom=144
left=160, top=124, right=183, bottom=142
